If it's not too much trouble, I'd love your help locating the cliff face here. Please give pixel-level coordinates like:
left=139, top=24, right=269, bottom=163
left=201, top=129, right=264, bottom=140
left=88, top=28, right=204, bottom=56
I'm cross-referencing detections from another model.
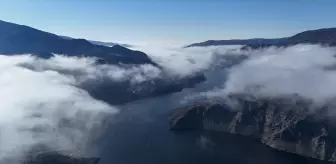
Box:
left=169, top=95, right=336, bottom=162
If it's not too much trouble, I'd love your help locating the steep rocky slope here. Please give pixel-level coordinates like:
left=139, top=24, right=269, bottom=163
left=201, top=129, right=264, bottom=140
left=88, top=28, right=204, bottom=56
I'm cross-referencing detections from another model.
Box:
left=170, top=94, right=336, bottom=162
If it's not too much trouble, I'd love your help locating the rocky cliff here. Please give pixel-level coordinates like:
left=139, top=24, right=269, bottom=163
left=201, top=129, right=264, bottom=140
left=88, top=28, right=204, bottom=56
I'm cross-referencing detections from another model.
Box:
left=169, top=94, right=336, bottom=162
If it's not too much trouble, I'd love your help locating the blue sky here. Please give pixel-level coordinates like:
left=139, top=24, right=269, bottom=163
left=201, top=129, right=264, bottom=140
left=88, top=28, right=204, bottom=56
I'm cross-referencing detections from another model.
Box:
left=0, top=0, right=335, bottom=46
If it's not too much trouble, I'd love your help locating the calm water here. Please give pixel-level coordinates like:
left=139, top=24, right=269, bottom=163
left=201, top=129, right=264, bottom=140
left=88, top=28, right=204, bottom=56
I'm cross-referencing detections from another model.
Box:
left=93, top=91, right=326, bottom=164
left=92, top=65, right=327, bottom=164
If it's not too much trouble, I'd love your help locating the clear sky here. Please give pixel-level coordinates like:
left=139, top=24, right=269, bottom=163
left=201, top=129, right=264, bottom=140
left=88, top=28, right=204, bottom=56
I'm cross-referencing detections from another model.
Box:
left=0, top=0, right=335, bottom=46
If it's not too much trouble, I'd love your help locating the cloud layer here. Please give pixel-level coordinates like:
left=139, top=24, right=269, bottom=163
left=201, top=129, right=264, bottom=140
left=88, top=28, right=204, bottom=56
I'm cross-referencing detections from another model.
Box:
left=4, top=43, right=336, bottom=163
left=132, top=45, right=242, bottom=77
left=201, top=45, right=336, bottom=105
left=0, top=45, right=245, bottom=163
left=0, top=54, right=121, bottom=163
left=18, top=55, right=162, bottom=84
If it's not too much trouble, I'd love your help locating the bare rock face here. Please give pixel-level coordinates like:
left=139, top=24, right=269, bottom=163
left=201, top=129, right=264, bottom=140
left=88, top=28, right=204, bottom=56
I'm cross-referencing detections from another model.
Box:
left=169, top=94, right=336, bottom=162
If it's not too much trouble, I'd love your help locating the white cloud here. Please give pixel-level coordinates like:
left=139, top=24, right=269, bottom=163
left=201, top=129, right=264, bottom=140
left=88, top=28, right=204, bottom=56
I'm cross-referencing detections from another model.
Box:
left=0, top=54, right=120, bottom=163
left=0, top=46, right=247, bottom=162
left=16, top=54, right=162, bottom=85
left=203, top=44, right=336, bottom=105
left=8, top=43, right=336, bottom=163
left=133, top=45, right=242, bottom=77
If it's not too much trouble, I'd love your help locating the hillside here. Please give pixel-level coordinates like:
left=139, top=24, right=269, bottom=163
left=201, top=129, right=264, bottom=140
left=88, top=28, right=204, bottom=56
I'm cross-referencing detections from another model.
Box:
left=186, top=27, right=336, bottom=48
left=185, top=38, right=286, bottom=48
left=0, top=20, right=153, bottom=65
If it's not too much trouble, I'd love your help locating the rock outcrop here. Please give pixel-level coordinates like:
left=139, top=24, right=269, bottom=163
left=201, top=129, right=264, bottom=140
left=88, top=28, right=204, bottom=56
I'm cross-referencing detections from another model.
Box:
left=170, top=94, right=336, bottom=162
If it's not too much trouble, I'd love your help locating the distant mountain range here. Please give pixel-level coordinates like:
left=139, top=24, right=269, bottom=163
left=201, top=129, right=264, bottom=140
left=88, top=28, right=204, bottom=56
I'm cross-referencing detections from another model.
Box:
left=60, top=35, right=132, bottom=48
left=88, top=40, right=132, bottom=48
left=0, top=20, right=206, bottom=105
left=185, top=38, right=286, bottom=48
left=185, top=27, right=336, bottom=48
left=0, top=20, right=151, bottom=65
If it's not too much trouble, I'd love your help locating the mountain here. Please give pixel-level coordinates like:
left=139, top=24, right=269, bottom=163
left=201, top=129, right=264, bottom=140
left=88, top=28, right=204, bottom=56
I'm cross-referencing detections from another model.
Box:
left=287, top=28, right=336, bottom=44
left=243, top=27, right=336, bottom=49
left=186, top=27, right=336, bottom=48
left=0, top=20, right=207, bottom=105
left=170, top=94, right=336, bottom=162
left=185, top=38, right=286, bottom=48
left=282, top=28, right=336, bottom=46
left=0, top=20, right=152, bottom=65
left=88, top=40, right=132, bottom=48
left=60, top=35, right=132, bottom=48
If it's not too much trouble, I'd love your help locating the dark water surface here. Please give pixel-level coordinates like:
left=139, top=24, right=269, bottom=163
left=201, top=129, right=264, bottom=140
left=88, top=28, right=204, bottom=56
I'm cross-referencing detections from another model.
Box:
left=93, top=93, right=327, bottom=164
left=93, top=66, right=328, bottom=164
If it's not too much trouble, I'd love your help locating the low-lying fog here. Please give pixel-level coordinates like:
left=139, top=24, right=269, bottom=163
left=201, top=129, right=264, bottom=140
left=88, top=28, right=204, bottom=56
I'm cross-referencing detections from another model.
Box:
left=1, top=44, right=336, bottom=163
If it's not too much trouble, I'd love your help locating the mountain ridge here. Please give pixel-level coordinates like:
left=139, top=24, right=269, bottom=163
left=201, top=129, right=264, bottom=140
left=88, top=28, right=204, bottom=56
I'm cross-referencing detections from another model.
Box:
left=0, top=20, right=153, bottom=65
left=60, top=35, right=132, bottom=48
left=0, top=20, right=207, bottom=105
left=185, top=27, right=336, bottom=48
left=185, top=38, right=287, bottom=48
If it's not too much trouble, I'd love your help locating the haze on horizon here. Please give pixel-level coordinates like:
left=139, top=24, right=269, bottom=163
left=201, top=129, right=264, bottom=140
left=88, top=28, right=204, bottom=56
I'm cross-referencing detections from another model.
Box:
left=0, top=0, right=335, bottom=46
